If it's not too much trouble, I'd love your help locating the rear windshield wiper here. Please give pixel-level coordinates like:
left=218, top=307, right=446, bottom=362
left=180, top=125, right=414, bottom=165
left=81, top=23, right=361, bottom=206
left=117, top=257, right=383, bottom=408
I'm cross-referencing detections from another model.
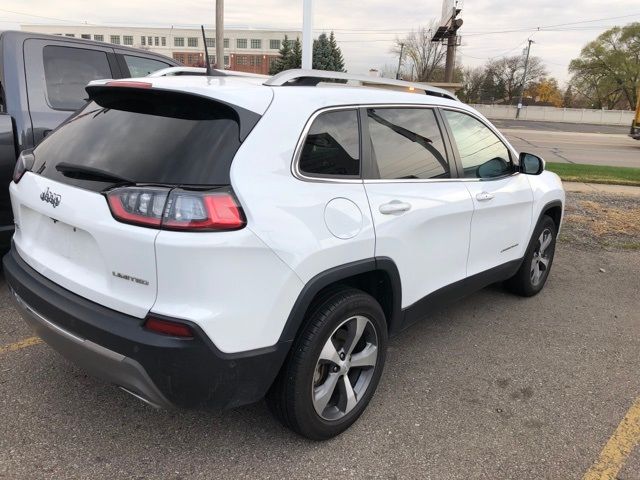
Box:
left=55, top=162, right=133, bottom=184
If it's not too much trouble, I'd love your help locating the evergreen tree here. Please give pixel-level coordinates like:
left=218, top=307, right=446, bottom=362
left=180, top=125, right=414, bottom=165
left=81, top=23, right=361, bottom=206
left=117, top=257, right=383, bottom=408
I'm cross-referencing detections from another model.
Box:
left=291, top=37, right=302, bottom=69
left=563, top=85, right=574, bottom=108
left=328, top=31, right=345, bottom=72
left=269, top=35, right=292, bottom=75
left=312, top=33, right=333, bottom=70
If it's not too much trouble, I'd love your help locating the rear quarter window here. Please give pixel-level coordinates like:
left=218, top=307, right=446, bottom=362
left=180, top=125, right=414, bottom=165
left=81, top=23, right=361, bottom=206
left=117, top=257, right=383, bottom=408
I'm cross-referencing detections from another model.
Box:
left=124, top=55, right=171, bottom=77
left=298, top=109, right=360, bottom=178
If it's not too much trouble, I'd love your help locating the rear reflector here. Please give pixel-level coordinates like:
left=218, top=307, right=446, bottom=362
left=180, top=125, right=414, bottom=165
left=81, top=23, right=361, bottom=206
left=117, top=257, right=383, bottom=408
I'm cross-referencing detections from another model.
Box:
left=144, top=317, right=194, bottom=338
left=105, top=187, right=245, bottom=231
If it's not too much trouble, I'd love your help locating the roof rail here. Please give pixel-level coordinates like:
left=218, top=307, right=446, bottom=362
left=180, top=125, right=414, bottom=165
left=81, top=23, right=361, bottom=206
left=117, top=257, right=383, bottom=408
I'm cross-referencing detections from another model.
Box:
left=147, top=67, right=269, bottom=79
left=147, top=67, right=209, bottom=77
left=264, top=69, right=458, bottom=101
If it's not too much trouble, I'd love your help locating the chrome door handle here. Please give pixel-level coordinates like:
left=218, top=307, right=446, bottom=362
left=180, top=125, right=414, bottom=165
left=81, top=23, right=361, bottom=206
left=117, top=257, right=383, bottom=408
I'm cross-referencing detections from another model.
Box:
left=476, top=191, right=495, bottom=201
left=379, top=201, right=411, bottom=215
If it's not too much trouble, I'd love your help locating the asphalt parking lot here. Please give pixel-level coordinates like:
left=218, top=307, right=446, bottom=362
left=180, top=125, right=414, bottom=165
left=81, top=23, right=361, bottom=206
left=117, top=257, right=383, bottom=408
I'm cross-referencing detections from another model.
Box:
left=1, top=194, right=639, bottom=479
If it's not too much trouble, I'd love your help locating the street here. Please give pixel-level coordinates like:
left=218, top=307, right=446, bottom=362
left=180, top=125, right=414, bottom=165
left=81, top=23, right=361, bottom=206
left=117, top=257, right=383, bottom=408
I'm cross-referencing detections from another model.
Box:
left=492, top=120, right=640, bottom=169
left=1, top=210, right=639, bottom=478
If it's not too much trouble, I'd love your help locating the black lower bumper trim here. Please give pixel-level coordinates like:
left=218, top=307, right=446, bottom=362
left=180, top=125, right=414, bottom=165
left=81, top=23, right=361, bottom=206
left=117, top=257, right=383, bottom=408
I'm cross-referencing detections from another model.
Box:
left=3, top=247, right=291, bottom=409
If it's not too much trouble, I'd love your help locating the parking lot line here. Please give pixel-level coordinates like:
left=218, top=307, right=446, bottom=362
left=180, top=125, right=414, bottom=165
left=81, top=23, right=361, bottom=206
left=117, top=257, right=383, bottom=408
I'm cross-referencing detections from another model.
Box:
left=0, top=336, right=42, bottom=355
left=582, top=396, right=640, bottom=480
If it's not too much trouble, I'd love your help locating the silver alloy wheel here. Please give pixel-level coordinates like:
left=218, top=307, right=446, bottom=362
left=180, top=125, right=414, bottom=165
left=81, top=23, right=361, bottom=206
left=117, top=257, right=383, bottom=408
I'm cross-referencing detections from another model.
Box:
left=312, top=315, right=378, bottom=421
left=531, top=228, right=553, bottom=286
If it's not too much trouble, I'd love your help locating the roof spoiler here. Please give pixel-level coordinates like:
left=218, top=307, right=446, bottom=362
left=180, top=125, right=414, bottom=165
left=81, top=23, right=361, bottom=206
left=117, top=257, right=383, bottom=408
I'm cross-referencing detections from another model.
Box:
left=85, top=84, right=261, bottom=141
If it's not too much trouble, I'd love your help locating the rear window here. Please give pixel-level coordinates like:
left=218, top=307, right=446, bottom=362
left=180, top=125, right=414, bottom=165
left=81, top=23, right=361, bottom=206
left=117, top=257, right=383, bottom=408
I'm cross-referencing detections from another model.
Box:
left=43, top=46, right=113, bottom=111
left=32, top=88, right=257, bottom=190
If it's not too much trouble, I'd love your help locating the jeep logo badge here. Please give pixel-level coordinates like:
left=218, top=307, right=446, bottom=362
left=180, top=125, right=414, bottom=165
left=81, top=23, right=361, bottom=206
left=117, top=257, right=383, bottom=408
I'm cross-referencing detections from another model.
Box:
left=40, top=187, right=61, bottom=208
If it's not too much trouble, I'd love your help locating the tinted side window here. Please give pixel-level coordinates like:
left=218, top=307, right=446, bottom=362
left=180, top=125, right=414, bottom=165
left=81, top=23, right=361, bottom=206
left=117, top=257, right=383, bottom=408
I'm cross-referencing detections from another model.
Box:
left=124, top=55, right=171, bottom=77
left=299, top=110, right=360, bottom=177
left=443, top=110, right=513, bottom=179
left=367, top=108, right=449, bottom=180
left=43, top=46, right=113, bottom=111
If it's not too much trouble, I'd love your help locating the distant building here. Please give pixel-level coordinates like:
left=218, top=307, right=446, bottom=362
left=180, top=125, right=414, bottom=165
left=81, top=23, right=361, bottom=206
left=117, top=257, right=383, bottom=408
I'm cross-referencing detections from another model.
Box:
left=21, top=24, right=301, bottom=75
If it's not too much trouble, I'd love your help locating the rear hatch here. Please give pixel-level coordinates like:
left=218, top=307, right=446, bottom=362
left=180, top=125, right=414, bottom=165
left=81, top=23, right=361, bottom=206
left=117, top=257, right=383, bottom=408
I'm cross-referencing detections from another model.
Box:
left=10, top=81, right=264, bottom=317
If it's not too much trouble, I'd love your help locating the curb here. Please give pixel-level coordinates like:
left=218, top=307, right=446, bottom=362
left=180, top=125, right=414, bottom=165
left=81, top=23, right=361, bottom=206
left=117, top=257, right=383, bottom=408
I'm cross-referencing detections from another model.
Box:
left=563, top=181, right=640, bottom=197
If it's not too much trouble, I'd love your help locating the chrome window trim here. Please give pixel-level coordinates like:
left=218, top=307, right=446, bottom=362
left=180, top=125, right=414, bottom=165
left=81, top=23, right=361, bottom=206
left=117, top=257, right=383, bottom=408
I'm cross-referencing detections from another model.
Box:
left=291, top=103, right=521, bottom=184
left=292, top=105, right=364, bottom=184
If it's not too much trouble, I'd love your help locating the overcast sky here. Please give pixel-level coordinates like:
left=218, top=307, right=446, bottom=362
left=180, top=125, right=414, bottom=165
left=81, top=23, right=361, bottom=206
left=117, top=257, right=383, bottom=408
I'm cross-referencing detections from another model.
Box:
left=2, top=0, right=639, bottom=84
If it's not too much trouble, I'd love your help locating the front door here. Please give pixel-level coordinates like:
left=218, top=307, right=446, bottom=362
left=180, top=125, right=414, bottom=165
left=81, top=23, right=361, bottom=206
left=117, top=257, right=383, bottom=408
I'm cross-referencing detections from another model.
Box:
left=440, top=109, right=534, bottom=277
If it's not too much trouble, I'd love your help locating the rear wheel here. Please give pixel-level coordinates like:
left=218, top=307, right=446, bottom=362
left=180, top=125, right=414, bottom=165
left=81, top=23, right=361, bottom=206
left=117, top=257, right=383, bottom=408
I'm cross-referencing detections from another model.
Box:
left=267, top=288, right=387, bottom=440
left=506, top=215, right=557, bottom=296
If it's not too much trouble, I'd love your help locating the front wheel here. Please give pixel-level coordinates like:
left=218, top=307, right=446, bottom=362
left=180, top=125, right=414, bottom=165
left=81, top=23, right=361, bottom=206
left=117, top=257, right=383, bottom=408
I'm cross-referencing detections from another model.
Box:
left=267, top=288, right=388, bottom=440
left=505, top=215, right=557, bottom=297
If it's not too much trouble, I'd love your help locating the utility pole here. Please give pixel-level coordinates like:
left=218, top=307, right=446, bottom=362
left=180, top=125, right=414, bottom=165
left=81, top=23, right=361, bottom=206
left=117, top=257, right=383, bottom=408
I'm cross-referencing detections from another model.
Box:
left=444, top=12, right=463, bottom=83
left=516, top=39, right=534, bottom=119
left=432, top=2, right=463, bottom=83
left=396, top=43, right=404, bottom=80
left=302, top=0, right=313, bottom=69
left=215, top=0, right=224, bottom=70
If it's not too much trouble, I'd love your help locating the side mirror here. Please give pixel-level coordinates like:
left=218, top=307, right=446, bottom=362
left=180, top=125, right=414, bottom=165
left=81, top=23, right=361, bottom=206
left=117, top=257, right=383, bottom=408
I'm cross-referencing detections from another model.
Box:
left=519, top=152, right=545, bottom=175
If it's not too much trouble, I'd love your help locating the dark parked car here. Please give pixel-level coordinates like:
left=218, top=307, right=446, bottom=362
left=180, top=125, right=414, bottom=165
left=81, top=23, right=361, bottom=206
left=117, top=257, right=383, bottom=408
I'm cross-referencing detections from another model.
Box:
left=0, top=31, right=179, bottom=248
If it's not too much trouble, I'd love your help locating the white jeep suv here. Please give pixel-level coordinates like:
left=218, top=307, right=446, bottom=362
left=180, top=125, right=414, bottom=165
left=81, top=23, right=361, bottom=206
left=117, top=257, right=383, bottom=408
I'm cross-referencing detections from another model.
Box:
left=4, top=70, right=564, bottom=440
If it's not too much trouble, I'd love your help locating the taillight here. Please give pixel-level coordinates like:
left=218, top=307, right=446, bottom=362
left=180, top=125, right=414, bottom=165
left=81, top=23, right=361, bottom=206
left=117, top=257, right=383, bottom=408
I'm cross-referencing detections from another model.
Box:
left=106, top=187, right=168, bottom=227
left=144, top=316, right=194, bottom=338
left=106, top=187, right=245, bottom=231
left=13, top=150, right=35, bottom=184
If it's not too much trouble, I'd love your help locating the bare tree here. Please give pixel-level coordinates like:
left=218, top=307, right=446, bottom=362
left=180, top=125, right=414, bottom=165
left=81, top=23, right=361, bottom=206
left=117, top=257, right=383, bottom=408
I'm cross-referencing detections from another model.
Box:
left=459, top=66, right=486, bottom=103
left=487, top=55, right=547, bottom=103
left=393, top=24, right=446, bottom=82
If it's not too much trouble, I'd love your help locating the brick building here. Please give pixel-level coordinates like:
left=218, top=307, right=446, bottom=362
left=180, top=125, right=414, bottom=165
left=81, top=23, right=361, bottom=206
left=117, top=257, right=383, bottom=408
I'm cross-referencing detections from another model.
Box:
left=22, top=24, right=301, bottom=75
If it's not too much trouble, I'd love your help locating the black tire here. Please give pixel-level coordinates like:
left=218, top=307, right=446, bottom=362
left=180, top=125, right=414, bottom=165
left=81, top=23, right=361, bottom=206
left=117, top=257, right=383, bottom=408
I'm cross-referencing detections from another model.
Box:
left=505, top=215, right=557, bottom=297
left=267, top=287, right=388, bottom=440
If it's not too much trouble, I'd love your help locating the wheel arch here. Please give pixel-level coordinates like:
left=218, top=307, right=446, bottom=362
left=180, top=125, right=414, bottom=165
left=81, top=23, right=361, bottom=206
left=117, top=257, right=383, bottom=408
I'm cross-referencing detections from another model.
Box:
left=542, top=200, right=563, bottom=231
left=278, top=257, right=402, bottom=344
left=528, top=199, right=563, bottom=251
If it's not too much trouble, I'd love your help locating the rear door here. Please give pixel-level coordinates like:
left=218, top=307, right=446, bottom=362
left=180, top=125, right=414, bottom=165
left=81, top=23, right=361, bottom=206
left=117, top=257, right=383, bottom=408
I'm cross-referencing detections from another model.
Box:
left=11, top=87, right=257, bottom=318
left=362, top=106, right=474, bottom=310
left=440, top=108, right=533, bottom=276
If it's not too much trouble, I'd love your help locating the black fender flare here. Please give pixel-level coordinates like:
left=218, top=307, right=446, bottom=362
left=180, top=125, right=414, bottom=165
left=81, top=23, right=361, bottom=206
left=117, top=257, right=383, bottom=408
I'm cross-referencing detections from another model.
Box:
left=526, top=200, right=563, bottom=252
left=278, top=257, right=402, bottom=344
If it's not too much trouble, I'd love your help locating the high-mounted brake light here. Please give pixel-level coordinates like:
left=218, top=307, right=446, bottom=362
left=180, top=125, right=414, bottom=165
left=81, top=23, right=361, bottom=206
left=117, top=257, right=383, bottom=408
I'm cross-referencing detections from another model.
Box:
left=105, top=81, right=153, bottom=89
left=105, top=187, right=245, bottom=231
left=144, top=316, right=194, bottom=338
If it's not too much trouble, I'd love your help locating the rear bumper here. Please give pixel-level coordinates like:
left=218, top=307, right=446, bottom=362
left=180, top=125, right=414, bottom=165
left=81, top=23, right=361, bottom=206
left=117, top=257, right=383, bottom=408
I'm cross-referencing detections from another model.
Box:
left=3, top=246, right=291, bottom=409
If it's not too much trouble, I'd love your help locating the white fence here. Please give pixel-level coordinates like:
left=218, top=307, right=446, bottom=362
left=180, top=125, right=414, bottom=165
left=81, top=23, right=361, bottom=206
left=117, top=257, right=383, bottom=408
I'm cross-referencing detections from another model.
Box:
left=470, top=104, right=635, bottom=126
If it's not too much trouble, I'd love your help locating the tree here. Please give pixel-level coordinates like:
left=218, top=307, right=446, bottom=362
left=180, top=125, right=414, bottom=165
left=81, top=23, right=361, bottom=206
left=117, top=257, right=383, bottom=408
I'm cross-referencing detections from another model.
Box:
left=269, top=32, right=346, bottom=74
left=269, top=35, right=292, bottom=75
left=527, top=78, right=563, bottom=107
left=459, top=66, right=486, bottom=103
left=291, top=37, right=302, bottom=69
left=568, top=22, right=640, bottom=110
left=486, top=55, right=547, bottom=103
left=393, top=24, right=446, bottom=82
left=562, top=85, right=574, bottom=108
left=329, top=31, right=345, bottom=72
left=313, top=33, right=333, bottom=70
